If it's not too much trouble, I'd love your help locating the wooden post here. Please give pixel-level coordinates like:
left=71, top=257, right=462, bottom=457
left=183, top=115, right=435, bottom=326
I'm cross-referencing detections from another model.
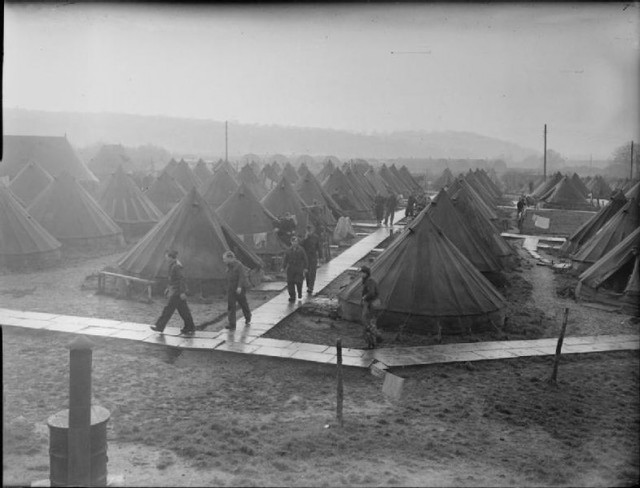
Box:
left=543, top=124, right=547, bottom=181
left=630, top=141, right=634, bottom=180
left=67, top=336, right=95, bottom=486
left=548, top=307, right=569, bottom=384
left=336, top=338, right=343, bottom=427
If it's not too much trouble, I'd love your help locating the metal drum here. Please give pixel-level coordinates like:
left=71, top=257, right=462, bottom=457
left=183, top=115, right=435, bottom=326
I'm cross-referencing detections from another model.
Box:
left=47, top=405, right=110, bottom=487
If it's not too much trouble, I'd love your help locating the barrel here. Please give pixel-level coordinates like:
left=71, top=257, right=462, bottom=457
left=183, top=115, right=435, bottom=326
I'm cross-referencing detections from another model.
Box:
left=47, top=405, right=110, bottom=487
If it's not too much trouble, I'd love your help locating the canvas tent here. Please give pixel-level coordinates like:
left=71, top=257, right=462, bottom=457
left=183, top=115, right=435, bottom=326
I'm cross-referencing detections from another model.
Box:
left=163, top=158, right=179, bottom=176
left=171, top=160, right=201, bottom=192
left=432, top=168, right=455, bottom=191
left=27, top=172, right=124, bottom=249
left=117, top=188, right=263, bottom=294
left=98, top=166, right=163, bottom=239
left=576, top=227, right=640, bottom=316
left=399, top=165, right=422, bottom=192
left=213, top=160, right=239, bottom=180
left=0, top=184, right=62, bottom=270
left=322, top=167, right=372, bottom=220
left=338, top=211, right=507, bottom=334
left=424, top=190, right=502, bottom=274
left=531, top=172, right=563, bottom=199
left=261, top=175, right=309, bottom=236
left=364, top=168, right=391, bottom=198
left=88, top=144, right=135, bottom=180
left=447, top=177, right=499, bottom=227
left=202, top=167, right=239, bottom=209
left=1, top=135, right=99, bottom=189
left=379, top=164, right=405, bottom=195
left=560, top=189, right=628, bottom=255
left=8, top=161, right=53, bottom=207
left=281, top=162, right=300, bottom=185
left=539, top=176, right=593, bottom=210
left=571, top=173, right=590, bottom=198
left=294, top=172, right=341, bottom=224
left=317, top=158, right=336, bottom=183
left=145, top=171, right=187, bottom=214
left=193, top=159, right=213, bottom=185
left=449, top=185, right=515, bottom=268
left=390, top=164, right=412, bottom=195
left=238, top=164, right=268, bottom=200
left=217, top=182, right=282, bottom=256
left=571, top=197, right=639, bottom=270
left=586, top=175, right=612, bottom=200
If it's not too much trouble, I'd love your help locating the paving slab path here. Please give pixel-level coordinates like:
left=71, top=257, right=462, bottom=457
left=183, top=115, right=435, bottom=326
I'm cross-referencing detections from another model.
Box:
left=1, top=210, right=638, bottom=370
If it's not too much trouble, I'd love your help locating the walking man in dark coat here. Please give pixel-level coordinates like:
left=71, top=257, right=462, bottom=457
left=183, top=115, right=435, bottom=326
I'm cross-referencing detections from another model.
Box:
left=301, top=225, right=323, bottom=295
left=360, top=265, right=383, bottom=348
left=374, top=193, right=386, bottom=227
left=383, top=192, right=398, bottom=226
left=150, top=250, right=196, bottom=335
left=405, top=192, right=416, bottom=218
left=282, top=235, right=308, bottom=302
left=223, top=250, right=252, bottom=330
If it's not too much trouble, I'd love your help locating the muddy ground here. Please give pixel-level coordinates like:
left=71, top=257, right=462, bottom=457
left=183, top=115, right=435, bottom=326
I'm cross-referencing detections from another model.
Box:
left=2, top=235, right=639, bottom=487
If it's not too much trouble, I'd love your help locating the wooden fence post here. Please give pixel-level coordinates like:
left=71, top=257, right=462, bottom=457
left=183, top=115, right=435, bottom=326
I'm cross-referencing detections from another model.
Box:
left=548, top=307, right=569, bottom=384
left=336, top=338, right=343, bottom=427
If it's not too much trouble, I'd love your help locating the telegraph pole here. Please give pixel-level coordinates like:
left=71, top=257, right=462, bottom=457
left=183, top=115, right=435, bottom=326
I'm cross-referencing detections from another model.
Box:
left=543, top=124, right=547, bottom=181
left=225, top=121, right=228, bottom=163
left=631, top=141, right=634, bottom=180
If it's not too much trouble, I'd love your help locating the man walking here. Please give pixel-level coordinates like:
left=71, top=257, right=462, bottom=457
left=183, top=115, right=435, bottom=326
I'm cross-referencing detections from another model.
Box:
left=360, top=265, right=383, bottom=349
left=223, top=250, right=251, bottom=330
left=301, top=225, right=323, bottom=295
left=282, top=235, right=308, bottom=302
left=374, top=193, right=386, bottom=227
left=150, top=250, right=196, bottom=335
left=384, top=192, right=398, bottom=226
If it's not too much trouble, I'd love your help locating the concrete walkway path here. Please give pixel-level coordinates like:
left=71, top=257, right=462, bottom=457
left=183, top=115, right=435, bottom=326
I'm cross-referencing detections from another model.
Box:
left=2, top=211, right=638, bottom=369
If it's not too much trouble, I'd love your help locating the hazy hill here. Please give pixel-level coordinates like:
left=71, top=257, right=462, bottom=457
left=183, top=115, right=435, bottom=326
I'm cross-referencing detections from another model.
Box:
left=3, top=108, right=538, bottom=164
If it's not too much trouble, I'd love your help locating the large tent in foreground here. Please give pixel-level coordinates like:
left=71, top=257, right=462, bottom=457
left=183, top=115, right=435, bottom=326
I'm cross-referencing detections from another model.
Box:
left=576, top=227, right=640, bottom=316
left=339, top=211, right=506, bottom=334
left=0, top=184, right=62, bottom=270
left=117, top=188, right=263, bottom=294
left=27, top=172, right=125, bottom=250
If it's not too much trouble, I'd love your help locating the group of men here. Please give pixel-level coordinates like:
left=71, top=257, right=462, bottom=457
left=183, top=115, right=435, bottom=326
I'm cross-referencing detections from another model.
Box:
left=150, top=224, right=326, bottom=335
left=374, top=192, right=398, bottom=226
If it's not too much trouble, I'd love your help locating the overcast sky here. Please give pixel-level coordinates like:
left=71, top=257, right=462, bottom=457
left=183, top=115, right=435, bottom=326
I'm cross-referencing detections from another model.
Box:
left=4, top=2, right=639, bottom=159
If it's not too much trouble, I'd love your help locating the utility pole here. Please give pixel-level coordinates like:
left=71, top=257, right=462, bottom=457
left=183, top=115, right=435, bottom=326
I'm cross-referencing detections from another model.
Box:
left=225, top=121, right=228, bottom=163
left=543, top=124, right=547, bottom=181
left=631, top=141, right=634, bottom=180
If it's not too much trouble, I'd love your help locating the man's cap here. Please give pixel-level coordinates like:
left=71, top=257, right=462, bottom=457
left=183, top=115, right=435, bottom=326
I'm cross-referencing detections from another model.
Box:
left=167, top=250, right=178, bottom=258
left=223, top=251, right=236, bottom=260
left=360, top=265, right=371, bottom=274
